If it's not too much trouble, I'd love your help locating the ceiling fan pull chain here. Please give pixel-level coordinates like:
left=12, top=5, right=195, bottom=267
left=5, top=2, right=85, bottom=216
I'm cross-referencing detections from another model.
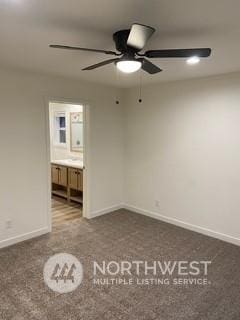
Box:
left=115, top=67, right=120, bottom=104
left=138, top=69, right=142, bottom=103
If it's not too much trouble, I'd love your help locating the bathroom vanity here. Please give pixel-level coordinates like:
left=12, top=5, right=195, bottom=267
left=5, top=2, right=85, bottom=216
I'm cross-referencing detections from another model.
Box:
left=51, top=159, right=83, bottom=204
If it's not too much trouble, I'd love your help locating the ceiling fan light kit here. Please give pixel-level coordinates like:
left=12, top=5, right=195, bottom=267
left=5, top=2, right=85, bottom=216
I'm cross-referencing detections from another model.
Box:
left=116, top=59, right=142, bottom=73
left=187, top=56, right=201, bottom=65
left=49, top=22, right=211, bottom=75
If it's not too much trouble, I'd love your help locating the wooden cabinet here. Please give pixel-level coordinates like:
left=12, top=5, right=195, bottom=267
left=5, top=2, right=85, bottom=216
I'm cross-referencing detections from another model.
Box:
left=78, top=170, right=83, bottom=191
left=58, top=166, right=68, bottom=186
left=51, top=164, right=83, bottom=204
left=69, top=168, right=83, bottom=191
left=51, top=165, right=67, bottom=186
left=69, top=168, right=78, bottom=190
left=51, top=165, right=59, bottom=184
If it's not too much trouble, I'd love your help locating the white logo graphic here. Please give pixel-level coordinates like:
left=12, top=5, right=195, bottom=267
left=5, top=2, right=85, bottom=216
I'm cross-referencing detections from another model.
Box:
left=43, top=253, right=83, bottom=293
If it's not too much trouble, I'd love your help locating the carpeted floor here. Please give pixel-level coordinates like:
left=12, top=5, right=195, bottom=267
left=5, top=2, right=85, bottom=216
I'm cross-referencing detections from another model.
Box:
left=0, top=209, right=240, bottom=319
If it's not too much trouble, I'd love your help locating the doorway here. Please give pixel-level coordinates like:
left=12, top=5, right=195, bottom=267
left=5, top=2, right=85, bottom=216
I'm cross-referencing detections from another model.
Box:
left=48, top=101, right=87, bottom=228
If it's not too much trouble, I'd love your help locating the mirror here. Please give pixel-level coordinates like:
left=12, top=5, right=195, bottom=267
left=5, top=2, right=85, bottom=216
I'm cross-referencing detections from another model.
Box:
left=70, top=112, right=83, bottom=152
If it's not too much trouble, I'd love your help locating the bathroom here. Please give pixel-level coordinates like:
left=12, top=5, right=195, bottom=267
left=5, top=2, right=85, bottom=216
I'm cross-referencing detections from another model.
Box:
left=49, top=102, right=84, bottom=225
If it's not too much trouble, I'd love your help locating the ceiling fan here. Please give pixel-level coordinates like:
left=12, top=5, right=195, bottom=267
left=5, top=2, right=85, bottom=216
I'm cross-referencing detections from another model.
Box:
left=49, top=23, right=211, bottom=74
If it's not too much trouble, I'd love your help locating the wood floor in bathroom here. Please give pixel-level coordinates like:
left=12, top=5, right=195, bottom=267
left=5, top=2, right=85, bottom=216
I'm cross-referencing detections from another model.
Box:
left=52, top=197, right=82, bottom=227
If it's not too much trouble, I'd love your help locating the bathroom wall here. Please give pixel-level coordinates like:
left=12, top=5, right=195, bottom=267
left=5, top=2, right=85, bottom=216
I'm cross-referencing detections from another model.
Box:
left=49, top=102, right=83, bottom=161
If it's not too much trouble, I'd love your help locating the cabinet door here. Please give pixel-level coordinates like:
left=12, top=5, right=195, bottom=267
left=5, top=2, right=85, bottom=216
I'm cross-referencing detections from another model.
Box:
left=58, top=166, right=68, bottom=186
left=77, top=170, right=83, bottom=191
left=69, top=168, right=78, bottom=190
left=51, top=165, right=59, bottom=184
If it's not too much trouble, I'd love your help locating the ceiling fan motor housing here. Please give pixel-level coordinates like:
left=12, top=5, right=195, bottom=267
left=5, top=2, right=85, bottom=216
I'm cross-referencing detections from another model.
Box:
left=113, top=30, right=138, bottom=54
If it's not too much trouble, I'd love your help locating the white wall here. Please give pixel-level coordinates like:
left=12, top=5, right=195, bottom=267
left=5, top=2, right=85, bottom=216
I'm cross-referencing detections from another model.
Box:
left=1, top=66, right=240, bottom=249
left=49, top=102, right=83, bottom=161
left=0, top=67, right=124, bottom=247
left=124, top=72, right=240, bottom=245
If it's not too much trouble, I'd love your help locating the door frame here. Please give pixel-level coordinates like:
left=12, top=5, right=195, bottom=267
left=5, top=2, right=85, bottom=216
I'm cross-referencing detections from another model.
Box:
left=44, top=97, right=91, bottom=231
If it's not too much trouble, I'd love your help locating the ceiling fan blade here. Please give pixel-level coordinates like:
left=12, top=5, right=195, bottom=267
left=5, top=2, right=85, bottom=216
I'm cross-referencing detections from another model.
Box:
left=49, top=45, right=119, bottom=56
left=127, top=23, right=155, bottom=50
left=82, top=58, right=119, bottom=70
left=140, top=58, right=162, bottom=74
left=144, top=48, right=211, bottom=58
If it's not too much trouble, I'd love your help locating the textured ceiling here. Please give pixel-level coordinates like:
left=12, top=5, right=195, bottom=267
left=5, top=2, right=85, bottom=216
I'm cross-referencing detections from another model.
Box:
left=1, top=0, right=240, bottom=87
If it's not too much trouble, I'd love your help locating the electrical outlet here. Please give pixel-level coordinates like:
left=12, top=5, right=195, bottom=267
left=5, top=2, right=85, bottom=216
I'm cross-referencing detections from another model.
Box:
left=155, top=200, right=160, bottom=208
left=6, top=220, right=12, bottom=229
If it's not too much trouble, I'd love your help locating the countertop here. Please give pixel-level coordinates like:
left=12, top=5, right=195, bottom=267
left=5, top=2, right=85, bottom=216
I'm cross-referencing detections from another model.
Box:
left=51, top=159, right=83, bottom=169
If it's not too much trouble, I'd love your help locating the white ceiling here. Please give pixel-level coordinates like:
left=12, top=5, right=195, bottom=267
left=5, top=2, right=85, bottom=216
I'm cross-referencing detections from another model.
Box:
left=1, top=0, right=240, bottom=88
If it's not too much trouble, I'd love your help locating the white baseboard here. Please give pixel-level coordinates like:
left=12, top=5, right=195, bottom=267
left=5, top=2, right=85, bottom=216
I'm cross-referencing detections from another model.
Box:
left=90, top=203, right=124, bottom=219
left=1, top=205, right=239, bottom=249
left=123, top=204, right=240, bottom=247
left=0, top=227, right=50, bottom=249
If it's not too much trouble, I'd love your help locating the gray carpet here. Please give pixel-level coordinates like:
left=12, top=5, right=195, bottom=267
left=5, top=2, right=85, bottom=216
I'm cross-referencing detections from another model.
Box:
left=0, top=209, right=240, bottom=319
